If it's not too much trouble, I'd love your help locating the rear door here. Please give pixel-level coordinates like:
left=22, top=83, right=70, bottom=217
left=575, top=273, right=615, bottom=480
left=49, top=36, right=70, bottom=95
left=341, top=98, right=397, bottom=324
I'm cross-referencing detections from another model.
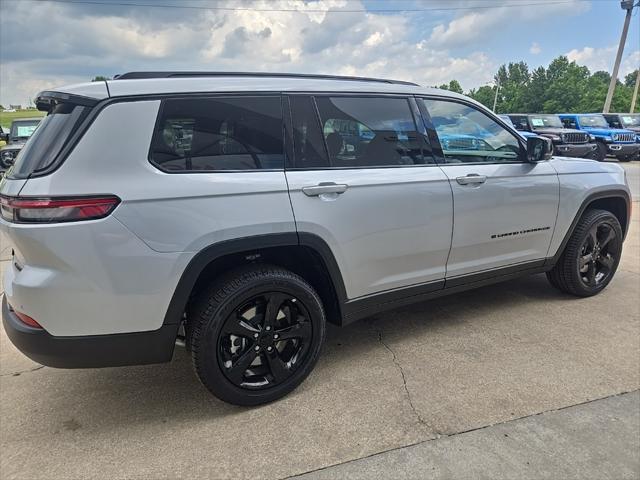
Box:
left=284, top=94, right=453, bottom=300
left=418, top=97, right=559, bottom=279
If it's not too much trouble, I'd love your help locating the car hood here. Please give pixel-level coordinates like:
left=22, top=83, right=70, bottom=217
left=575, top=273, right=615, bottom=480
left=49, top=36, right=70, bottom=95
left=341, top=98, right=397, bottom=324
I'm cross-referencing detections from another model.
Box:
left=533, top=127, right=583, bottom=135
left=580, top=127, right=633, bottom=136
left=1, top=141, right=26, bottom=151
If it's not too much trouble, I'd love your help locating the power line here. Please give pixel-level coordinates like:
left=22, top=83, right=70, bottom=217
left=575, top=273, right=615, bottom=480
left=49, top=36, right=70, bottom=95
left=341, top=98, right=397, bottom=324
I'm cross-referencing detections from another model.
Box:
left=28, top=0, right=589, bottom=14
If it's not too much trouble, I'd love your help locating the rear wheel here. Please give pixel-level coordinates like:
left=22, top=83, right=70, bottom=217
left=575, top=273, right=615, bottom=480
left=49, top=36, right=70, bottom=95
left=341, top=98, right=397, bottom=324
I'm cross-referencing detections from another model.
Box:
left=546, top=209, right=622, bottom=297
left=189, top=265, right=326, bottom=406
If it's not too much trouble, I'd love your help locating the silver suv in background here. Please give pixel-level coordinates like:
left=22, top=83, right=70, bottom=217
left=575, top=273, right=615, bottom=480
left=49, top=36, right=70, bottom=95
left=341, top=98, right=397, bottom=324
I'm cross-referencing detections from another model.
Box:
left=0, top=73, right=631, bottom=405
left=0, top=117, right=41, bottom=173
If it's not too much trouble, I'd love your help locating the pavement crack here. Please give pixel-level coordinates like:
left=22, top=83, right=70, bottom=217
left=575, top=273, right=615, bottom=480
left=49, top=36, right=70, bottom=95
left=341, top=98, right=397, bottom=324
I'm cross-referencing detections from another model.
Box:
left=0, top=365, right=45, bottom=377
left=374, top=326, right=437, bottom=433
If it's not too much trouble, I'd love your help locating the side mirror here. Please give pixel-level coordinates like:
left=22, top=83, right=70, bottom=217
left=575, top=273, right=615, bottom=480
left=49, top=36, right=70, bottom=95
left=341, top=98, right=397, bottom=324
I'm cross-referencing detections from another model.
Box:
left=0, top=133, right=8, bottom=143
left=526, top=136, right=552, bottom=162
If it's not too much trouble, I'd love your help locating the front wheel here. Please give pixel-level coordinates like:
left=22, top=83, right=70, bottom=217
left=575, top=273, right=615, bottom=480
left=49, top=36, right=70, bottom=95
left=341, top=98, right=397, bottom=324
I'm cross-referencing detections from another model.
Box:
left=593, top=143, right=607, bottom=161
left=189, top=265, right=326, bottom=406
left=546, top=209, right=622, bottom=297
left=616, top=155, right=633, bottom=163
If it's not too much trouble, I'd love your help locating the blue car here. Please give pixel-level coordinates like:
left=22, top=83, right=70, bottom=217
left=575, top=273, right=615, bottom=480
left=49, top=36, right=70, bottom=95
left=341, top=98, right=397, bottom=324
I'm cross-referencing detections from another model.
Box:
left=559, top=113, right=639, bottom=162
left=498, top=115, right=538, bottom=139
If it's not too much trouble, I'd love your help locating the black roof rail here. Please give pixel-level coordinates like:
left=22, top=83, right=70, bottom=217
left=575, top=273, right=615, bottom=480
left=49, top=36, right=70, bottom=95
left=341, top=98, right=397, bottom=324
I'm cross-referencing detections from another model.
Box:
left=113, top=71, right=419, bottom=86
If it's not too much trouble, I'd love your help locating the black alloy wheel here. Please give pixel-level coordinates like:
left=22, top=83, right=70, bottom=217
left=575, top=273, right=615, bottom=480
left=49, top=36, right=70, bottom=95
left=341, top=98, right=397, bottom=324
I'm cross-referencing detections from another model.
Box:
left=577, top=221, right=619, bottom=288
left=189, top=265, right=326, bottom=406
left=546, top=209, right=623, bottom=297
left=218, top=292, right=313, bottom=389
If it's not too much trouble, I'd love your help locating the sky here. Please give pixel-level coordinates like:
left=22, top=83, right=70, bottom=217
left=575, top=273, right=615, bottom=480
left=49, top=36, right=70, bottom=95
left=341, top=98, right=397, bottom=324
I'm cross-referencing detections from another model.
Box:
left=0, top=0, right=638, bottom=106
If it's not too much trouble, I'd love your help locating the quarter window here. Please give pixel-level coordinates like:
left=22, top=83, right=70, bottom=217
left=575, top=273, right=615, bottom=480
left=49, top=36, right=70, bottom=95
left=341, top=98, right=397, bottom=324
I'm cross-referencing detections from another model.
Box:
left=423, top=99, right=522, bottom=164
left=289, top=96, right=330, bottom=169
left=150, top=96, right=284, bottom=172
left=314, top=96, right=428, bottom=167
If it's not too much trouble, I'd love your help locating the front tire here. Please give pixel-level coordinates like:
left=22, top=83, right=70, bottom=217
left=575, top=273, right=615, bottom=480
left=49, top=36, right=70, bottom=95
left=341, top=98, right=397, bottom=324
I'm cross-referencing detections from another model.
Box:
left=546, top=209, right=622, bottom=297
left=593, top=143, right=607, bottom=161
left=189, top=265, right=326, bottom=406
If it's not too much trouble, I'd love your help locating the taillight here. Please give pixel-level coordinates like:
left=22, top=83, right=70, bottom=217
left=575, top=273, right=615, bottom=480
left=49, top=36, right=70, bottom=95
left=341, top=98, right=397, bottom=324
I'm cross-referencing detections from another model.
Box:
left=0, top=195, right=120, bottom=223
left=8, top=303, right=43, bottom=329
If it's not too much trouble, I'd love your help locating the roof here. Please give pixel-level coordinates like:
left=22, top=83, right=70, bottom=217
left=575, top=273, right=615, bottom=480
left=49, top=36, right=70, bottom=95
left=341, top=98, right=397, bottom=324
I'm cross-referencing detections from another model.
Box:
left=43, top=72, right=472, bottom=103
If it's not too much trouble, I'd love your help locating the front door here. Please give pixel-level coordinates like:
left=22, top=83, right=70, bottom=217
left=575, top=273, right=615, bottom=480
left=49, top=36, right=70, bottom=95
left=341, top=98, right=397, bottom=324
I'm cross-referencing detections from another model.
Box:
left=419, top=97, right=560, bottom=279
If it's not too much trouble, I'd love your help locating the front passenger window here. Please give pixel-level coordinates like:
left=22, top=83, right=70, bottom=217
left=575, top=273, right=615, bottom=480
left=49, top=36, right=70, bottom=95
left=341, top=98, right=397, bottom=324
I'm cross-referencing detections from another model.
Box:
left=422, top=99, right=522, bottom=164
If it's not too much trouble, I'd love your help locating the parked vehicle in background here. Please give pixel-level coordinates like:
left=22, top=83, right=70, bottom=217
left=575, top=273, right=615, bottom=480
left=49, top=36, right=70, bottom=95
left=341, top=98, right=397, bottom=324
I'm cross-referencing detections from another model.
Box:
left=0, top=118, right=41, bottom=173
left=603, top=114, right=640, bottom=160
left=0, top=72, right=631, bottom=406
left=0, top=126, right=7, bottom=147
left=497, top=115, right=538, bottom=139
left=506, top=113, right=597, bottom=159
left=559, top=114, right=639, bottom=162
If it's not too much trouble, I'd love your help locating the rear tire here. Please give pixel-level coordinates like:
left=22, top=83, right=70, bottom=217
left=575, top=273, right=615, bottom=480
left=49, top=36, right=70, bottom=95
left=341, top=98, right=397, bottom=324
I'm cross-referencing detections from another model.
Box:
left=189, top=265, right=326, bottom=406
left=546, top=209, right=622, bottom=297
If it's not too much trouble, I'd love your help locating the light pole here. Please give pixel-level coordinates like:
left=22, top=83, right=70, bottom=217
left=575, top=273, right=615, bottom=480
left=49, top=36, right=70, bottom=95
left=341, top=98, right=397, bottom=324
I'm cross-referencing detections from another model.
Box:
left=631, top=70, right=640, bottom=113
left=492, top=79, right=500, bottom=112
left=603, top=0, right=636, bottom=113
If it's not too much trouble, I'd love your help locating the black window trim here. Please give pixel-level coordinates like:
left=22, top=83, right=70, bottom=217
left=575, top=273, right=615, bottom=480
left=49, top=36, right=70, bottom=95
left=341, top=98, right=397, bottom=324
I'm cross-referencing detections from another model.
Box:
left=148, top=93, right=287, bottom=174
left=417, top=95, right=528, bottom=166
left=284, top=92, right=438, bottom=171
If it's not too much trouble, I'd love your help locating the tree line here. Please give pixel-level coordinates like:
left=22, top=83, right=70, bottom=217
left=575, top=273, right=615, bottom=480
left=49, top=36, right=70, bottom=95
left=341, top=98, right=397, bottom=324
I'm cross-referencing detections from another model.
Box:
left=437, top=55, right=638, bottom=114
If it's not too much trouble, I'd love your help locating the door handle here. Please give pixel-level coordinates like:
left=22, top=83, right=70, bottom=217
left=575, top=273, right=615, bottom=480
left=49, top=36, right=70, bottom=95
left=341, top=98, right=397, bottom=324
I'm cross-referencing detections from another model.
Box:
left=456, top=174, right=487, bottom=185
left=302, top=182, right=349, bottom=197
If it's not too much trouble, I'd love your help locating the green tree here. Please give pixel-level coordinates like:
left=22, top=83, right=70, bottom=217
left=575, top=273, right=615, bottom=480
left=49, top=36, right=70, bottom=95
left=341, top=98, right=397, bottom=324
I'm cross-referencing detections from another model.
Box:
left=91, top=76, right=111, bottom=82
left=624, top=69, right=638, bottom=87
left=467, top=85, right=496, bottom=110
left=437, top=79, right=464, bottom=94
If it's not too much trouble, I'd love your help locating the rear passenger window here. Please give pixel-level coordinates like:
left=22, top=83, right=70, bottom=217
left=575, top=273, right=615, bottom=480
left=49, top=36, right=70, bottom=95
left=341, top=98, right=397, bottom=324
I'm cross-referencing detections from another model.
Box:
left=150, top=97, right=284, bottom=172
left=314, top=96, right=427, bottom=167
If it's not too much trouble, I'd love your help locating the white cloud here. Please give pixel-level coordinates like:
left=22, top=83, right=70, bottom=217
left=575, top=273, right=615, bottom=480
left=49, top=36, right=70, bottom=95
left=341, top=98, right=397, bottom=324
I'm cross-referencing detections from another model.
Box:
left=426, top=0, right=589, bottom=49
left=530, top=42, right=541, bottom=55
left=0, top=0, right=500, bottom=105
left=566, top=46, right=640, bottom=78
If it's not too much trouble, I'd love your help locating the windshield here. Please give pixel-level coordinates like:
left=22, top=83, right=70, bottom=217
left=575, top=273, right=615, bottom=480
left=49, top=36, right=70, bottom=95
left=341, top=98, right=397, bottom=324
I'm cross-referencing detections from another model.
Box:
left=8, top=103, right=89, bottom=179
left=10, top=120, right=40, bottom=139
left=498, top=115, right=516, bottom=128
left=620, top=114, right=640, bottom=127
left=579, top=115, right=609, bottom=128
left=529, top=115, right=563, bottom=128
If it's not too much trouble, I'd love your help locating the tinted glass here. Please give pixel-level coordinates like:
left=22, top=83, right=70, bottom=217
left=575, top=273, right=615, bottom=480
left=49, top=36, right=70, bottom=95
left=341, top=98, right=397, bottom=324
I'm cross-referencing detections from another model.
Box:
left=578, top=115, right=609, bottom=128
left=561, top=117, right=577, bottom=129
left=529, top=115, right=563, bottom=128
left=424, top=99, right=522, bottom=164
left=9, top=104, right=87, bottom=179
left=315, top=96, right=425, bottom=167
left=10, top=120, right=40, bottom=140
left=290, top=96, right=330, bottom=168
left=150, top=97, right=284, bottom=171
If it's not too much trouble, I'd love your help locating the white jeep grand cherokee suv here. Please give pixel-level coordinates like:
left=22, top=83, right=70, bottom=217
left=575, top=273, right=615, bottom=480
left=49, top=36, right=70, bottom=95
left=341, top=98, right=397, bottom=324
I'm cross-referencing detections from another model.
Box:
left=0, top=72, right=631, bottom=405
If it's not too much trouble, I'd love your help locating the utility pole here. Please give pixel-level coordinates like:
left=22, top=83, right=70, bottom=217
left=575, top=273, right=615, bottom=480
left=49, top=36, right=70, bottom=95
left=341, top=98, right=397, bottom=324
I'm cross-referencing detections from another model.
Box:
left=631, top=70, right=640, bottom=113
left=603, top=0, right=636, bottom=113
left=492, top=79, right=500, bottom=112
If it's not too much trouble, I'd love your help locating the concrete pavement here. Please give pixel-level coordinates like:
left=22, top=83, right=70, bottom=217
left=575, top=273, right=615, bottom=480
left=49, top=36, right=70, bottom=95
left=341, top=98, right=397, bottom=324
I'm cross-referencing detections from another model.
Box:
left=0, top=163, right=639, bottom=480
left=295, top=391, right=640, bottom=480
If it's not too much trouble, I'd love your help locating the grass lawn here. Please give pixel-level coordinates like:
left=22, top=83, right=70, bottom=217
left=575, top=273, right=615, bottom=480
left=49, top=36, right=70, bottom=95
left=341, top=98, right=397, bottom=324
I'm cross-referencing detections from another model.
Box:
left=0, top=109, right=45, bottom=130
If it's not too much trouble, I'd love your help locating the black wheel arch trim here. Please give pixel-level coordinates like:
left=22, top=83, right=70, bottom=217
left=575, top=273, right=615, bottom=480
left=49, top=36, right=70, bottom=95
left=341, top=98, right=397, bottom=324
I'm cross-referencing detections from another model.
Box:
left=546, top=189, right=631, bottom=266
left=162, top=232, right=348, bottom=326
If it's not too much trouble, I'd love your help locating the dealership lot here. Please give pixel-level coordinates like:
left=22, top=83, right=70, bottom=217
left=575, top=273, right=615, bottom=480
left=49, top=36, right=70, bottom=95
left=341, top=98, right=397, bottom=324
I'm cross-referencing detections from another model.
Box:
left=0, top=163, right=638, bottom=480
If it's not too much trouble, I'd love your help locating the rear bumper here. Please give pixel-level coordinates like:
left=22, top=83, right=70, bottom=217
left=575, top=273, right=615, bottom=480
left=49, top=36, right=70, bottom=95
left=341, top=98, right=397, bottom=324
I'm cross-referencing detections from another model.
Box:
left=554, top=143, right=596, bottom=158
left=2, top=295, right=178, bottom=368
left=607, top=144, right=640, bottom=156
